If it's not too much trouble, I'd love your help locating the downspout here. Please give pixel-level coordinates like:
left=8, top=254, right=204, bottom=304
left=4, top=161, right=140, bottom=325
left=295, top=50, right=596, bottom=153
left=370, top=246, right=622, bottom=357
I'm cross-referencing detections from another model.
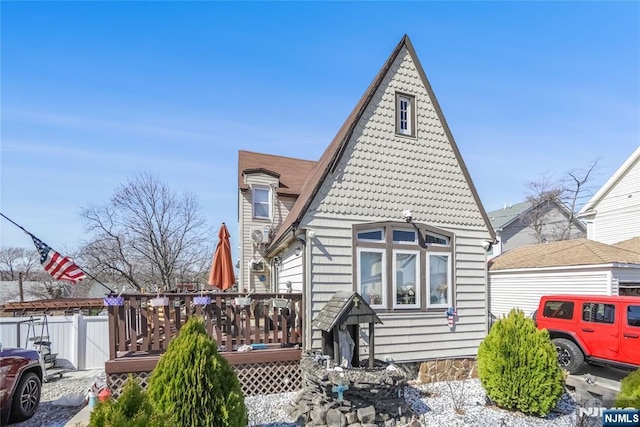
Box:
left=304, top=232, right=312, bottom=351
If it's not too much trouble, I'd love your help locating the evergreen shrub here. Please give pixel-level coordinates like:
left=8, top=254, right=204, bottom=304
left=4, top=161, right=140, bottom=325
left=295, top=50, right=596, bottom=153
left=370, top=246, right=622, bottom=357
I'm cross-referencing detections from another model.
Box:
left=477, top=308, right=565, bottom=416
left=146, top=316, right=247, bottom=427
left=88, top=375, right=168, bottom=427
left=615, top=368, right=640, bottom=408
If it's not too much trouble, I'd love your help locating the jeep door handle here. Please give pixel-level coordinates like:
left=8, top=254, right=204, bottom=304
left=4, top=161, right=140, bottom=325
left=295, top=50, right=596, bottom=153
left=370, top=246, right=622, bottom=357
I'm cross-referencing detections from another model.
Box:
left=624, top=333, right=639, bottom=339
left=582, top=328, right=595, bottom=333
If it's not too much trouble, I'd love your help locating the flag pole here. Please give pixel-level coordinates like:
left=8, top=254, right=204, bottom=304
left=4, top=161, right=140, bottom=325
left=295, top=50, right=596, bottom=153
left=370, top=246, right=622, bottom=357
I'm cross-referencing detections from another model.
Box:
left=0, top=212, right=115, bottom=294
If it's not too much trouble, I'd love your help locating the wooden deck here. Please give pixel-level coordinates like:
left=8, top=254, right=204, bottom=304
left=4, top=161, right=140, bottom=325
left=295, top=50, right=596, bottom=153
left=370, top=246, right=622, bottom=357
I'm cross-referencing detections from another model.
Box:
left=105, top=292, right=304, bottom=367
left=104, top=292, right=305, bottom=397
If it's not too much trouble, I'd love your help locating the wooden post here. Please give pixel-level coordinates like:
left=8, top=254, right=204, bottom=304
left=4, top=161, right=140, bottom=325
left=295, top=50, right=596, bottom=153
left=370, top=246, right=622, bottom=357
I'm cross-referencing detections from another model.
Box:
left=18, top=272, right=24, bottom=302
left=369, top=322, right=375, bottom=368
left=332, top=327, right=339, bottom=364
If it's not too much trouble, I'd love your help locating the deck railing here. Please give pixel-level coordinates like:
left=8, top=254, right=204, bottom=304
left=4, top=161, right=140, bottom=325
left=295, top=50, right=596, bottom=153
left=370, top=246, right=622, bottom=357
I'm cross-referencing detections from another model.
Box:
left=106, top=292, right=303, bottom=360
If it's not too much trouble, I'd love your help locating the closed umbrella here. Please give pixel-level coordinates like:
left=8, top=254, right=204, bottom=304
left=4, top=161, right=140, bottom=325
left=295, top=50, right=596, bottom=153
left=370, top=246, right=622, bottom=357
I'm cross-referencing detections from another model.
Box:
left=208, top=223, right=236, bottom=291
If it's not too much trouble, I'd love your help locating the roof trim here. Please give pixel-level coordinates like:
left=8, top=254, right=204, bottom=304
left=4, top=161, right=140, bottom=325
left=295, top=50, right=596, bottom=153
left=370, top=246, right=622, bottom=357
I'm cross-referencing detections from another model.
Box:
left=242, top=168, right=281, bottom=179
left=578, top=146, right=640, bottom=216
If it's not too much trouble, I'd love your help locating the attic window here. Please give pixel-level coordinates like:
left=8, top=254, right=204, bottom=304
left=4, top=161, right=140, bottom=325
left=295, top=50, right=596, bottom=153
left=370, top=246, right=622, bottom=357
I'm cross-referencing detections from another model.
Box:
left=396, top=93, right=415, bottom=137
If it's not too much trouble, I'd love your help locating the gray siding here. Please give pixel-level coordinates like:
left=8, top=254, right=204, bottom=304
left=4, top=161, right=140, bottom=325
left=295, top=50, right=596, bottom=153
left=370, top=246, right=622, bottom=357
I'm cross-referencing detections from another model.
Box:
left=498, top=204, right=585, bottom=252
left=238, top=180, right=296, bottom=292
left=297, top=46, right=492, bottom=362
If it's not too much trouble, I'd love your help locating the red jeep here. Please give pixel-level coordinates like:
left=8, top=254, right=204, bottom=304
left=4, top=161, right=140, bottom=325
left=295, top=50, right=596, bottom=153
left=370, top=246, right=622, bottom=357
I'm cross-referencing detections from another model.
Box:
left=535, top=295, right=640, bottom=374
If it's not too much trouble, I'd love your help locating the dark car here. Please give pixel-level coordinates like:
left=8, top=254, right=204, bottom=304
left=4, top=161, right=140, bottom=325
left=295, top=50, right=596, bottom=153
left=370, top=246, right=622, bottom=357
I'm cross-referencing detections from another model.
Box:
left=0, top=342, right=44, bottom=424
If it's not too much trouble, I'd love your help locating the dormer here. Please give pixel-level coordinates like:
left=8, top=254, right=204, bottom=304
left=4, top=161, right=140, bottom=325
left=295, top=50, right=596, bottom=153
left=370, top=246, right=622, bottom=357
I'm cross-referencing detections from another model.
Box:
left=242, top=168, right=280, bottom=220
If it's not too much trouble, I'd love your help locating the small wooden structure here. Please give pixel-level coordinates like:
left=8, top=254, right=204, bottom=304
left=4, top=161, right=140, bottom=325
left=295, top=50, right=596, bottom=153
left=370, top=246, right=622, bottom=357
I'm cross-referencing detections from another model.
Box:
left=312, top=291, right=382, bottom=368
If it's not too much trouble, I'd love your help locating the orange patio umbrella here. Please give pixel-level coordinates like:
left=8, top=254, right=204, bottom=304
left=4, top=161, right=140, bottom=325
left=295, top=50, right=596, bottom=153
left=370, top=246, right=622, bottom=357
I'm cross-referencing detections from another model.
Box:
left=208, top=223, right=236, bottom=291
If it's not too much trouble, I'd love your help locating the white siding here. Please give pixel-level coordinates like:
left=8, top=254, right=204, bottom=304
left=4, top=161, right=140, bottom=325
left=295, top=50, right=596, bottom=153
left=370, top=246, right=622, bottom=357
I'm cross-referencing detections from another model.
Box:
left=0, top=315, right=109, bottom=370
left=276, top=246, right=303, bottom=294
left=590, top=154, right=640, bottom=244
left=488, top=268, right=612, bottom=319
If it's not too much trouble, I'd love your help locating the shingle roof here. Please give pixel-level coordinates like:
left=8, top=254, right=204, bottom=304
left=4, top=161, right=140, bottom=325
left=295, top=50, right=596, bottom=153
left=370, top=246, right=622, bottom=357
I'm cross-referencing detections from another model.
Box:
left=238, top=150, right=317, bottom=197
left=613, top=236, right=640, bottom=254
left=487, top=201, right=533, bottom=230
left=267, top=34, right=496, bottom=251
left=312, top=291, right=382, bottom=332
left=489, top=238, right=640, bottom=271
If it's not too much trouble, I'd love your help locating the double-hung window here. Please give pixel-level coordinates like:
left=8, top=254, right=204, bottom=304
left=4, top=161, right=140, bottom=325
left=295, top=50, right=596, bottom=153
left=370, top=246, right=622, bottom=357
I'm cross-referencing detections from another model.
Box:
left=355, top=223, right=453, bottom=311
left=252, top=186, right=271, bottom=219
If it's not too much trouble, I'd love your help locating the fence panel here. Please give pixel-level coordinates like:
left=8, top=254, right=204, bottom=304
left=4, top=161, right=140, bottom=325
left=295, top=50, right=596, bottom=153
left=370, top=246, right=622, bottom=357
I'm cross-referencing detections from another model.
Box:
left=0, top=315, right=109, bottom=370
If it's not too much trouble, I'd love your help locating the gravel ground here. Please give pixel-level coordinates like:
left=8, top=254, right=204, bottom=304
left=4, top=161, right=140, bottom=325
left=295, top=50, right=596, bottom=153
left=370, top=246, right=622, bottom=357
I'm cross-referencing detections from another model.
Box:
left=8, top=373, right=601, bottom=427
left=8, top=369, right=104, bottom=427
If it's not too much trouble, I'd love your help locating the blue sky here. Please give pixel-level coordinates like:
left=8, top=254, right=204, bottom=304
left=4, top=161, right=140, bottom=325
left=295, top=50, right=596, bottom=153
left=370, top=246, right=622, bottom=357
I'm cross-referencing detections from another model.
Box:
left=1, top=1, right=639, bottom=259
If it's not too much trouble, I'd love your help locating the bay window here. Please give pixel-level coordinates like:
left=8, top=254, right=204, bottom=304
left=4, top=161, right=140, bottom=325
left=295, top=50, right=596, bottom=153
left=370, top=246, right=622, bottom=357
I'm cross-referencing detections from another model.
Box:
left=355, top=223, right=453, bottom=311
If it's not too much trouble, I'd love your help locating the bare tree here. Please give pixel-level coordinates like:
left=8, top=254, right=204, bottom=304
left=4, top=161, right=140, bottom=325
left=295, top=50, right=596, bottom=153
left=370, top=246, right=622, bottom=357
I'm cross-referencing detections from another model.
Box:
left=79, top=172, right=212, bottom=291
left=524, top=159, right=600, bottom=243
left=560, top=159, right=600, bottom=238
left=0, top=247, right=39, bottom=280
left=525, top=173, right=563, bottom=243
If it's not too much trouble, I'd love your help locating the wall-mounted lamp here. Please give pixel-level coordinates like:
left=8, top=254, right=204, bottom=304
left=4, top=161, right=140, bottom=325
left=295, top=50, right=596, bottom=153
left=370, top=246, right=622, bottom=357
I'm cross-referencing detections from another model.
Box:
left=403, top=210, right=413, bottom=223
left=295, top=244, right=302, bottom=256
left=481, top=241, right=494, bottom=252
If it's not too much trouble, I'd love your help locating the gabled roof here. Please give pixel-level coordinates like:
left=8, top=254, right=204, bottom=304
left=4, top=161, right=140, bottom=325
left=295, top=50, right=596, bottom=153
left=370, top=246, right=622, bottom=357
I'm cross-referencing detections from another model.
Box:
left=267, top=34, right=496, bottom=251
left=579, top=146, right=640, bottom=216
left=613, top=236, right=640, bottom=254
left=489, top=238, right=640, bottom=271
left=312, top=291, right=382, bottom=332
left=487, top=198, right=586, bottom=232
left=238, top=150, right=317, bottom=197
left=487, top=201, right=533, bottom=230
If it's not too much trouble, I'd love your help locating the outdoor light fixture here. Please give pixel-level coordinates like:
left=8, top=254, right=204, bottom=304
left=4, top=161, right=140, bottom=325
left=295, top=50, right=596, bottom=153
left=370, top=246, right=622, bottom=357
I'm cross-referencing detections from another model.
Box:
left=295, top=244, right=302, bottom=256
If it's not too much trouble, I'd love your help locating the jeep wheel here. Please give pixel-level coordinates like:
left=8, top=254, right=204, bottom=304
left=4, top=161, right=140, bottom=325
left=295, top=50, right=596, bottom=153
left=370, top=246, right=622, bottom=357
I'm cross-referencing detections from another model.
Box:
left=10, top=372, right=41, bottom=423
left=552, top=338, right=584, bottom=374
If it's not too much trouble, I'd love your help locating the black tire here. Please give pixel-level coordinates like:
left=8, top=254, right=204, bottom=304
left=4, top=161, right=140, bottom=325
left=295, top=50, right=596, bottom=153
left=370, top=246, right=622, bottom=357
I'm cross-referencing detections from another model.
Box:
left=552, top=338, right=585, bottom=374
left=9, top=371, right=41, bottom=423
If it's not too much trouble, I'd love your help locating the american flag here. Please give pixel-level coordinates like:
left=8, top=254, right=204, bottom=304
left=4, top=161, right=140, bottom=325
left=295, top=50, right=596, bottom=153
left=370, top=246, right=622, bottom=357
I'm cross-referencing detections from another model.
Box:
left=31, top=235, right=86, bottom=284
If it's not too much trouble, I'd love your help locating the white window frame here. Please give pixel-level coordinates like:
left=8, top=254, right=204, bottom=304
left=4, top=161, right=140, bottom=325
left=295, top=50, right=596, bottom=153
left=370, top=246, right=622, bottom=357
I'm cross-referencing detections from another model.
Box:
left=357, top=247, right=386, bottom=309
left=252, top=186, right=271, bottom=219
left=427, top=252, right=452, bottom=309
left=396, top=93, right=415, bottom=137
left=392, top=249, right=420, bottom=309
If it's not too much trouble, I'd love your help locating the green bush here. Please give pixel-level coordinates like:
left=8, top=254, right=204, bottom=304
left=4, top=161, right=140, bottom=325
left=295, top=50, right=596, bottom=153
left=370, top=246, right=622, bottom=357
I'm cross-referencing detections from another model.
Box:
left=615, top=368, right=640, bottom=408
left=477, top=309, right=565, bottom=416
left=146, top=316, right=247, bottom=427
left=88, top=376, right=168, bottom=427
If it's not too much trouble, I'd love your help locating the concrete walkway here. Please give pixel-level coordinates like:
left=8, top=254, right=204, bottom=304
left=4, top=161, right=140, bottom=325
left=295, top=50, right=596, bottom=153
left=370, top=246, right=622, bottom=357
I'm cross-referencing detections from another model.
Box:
left=64, top=404, right=92, bottom=427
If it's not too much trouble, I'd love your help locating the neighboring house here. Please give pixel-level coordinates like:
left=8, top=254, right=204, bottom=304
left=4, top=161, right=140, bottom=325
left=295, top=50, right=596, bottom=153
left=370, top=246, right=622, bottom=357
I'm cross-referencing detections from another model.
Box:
left=488, top=238, right=640, bottom=319
left=486, top=198, right=586, bottom=257
left=237, top=35, right=496, bottom=363
left=238, top=150, right=317, bottom=293
left=578, top=146, right=640, bottom=244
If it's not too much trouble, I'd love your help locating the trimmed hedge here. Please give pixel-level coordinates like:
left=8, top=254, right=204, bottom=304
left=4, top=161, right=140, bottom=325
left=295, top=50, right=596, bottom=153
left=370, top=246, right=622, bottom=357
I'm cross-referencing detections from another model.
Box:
left=478, top=308, right=565, bottom=416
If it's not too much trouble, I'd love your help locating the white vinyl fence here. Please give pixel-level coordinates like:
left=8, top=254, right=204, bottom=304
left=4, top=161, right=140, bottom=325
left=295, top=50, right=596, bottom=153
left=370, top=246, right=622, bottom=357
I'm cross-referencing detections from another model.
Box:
left=0, top=314, right=109, bottom=370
